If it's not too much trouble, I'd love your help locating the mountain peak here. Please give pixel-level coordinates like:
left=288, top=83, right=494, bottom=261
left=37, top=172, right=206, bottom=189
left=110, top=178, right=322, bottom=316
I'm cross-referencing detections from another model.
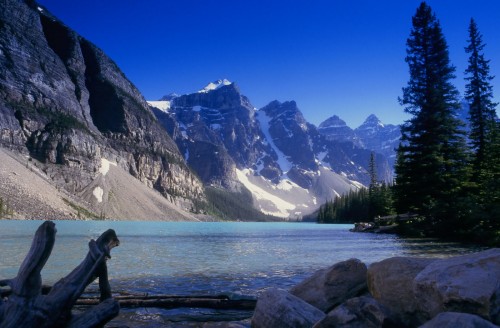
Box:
left=318, top=115, right=348, bottom=129
left=360, top=114, right=384, bottom=128
left=198, top=79, right=233, bottom=93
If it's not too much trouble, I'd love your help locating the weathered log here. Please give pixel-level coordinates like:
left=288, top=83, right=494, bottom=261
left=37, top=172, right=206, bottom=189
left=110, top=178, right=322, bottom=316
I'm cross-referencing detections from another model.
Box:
left=1, top=288, right=258, bottom=311
left=0, top=221, right=120, bottom=328
left=75, top=295, right=257, bottom=310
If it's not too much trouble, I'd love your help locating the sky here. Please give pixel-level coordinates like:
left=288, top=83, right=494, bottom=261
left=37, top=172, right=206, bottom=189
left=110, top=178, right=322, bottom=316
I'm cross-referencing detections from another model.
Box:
left=36, top=0, right=500, bottom=128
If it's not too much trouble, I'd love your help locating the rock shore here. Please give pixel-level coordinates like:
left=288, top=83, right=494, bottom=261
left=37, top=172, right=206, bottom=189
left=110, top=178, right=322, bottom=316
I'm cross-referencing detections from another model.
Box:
left=251, top=248, right=500, bottom=328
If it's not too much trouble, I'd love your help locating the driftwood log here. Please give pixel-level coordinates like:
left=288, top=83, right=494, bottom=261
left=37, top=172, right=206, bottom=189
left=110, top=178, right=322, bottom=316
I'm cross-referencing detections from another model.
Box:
left=0, top=221, right=120, bottom=328
left=76, top=294, right=256, bottom=310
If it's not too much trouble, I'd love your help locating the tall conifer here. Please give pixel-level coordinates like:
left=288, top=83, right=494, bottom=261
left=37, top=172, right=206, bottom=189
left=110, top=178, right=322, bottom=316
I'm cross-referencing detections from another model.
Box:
left=464, top=18, right=498, bottom=178
left=395, top=2, right=468, bottom=224
left=368, top=152, right=378, bottom=219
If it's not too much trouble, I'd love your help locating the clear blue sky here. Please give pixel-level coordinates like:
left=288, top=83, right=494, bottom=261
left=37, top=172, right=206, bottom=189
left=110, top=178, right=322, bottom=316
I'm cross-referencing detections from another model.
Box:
left=36, top=0, right=500, bottom=128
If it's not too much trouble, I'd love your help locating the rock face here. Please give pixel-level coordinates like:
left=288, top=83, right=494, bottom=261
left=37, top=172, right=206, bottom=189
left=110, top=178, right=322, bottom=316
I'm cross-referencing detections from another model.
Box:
left=367, top=257, right=435, bottom=326
left=251, top=288, right=326, bottom=328
left=414, top=248, right=500, bottom=325
left=154, top=81, right=272, bottom=190
left=0, top=0, right=204, bottom=219
left=290, top=258, right=367, bottom=312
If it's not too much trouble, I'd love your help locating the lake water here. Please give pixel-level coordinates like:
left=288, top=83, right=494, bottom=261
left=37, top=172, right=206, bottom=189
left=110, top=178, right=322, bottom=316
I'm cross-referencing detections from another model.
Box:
left=0, top=220, right=482, bottom=326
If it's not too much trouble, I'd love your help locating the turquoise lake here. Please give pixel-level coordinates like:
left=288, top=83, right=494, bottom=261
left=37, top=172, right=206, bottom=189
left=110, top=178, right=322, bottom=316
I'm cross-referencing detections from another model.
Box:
left=0, top=220, right=482, bottom=325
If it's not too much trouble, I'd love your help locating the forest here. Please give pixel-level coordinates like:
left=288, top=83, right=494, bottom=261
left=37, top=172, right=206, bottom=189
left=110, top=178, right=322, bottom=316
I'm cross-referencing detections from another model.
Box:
left=318, top=2, right=499, bottom=246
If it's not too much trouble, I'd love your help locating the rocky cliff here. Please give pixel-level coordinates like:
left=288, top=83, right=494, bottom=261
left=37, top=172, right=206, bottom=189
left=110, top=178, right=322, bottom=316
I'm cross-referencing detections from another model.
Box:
left=0, top=0, right=204, bottom=219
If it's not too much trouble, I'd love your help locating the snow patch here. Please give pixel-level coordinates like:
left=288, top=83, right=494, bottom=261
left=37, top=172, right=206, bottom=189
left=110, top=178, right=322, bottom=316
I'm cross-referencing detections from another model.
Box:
left=198, top=79, right=232, bottom=93
left=93, top=186, right=103, bottom=203
left=235, top=168, right=295, bottom=217
left=275, top=179, right=300, bottom=191
left=147, top=101, right=171, bottom=112
left=256, top=111, right=293, bottom=173
left=192, top=105, right=202, bottom=112
left=350, top=180, right=365, bottom=189
left=100, top=158, right=117, bottom=176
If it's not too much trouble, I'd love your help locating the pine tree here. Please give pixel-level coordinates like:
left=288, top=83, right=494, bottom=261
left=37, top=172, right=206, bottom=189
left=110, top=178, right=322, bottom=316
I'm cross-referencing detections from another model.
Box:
left=368, top=152, right=378, bottom=219
left=464, top=18, right=498, bottom=179
left=395, top=2, right=468, bottom=226
left=477, top=121, right=500, bottom=233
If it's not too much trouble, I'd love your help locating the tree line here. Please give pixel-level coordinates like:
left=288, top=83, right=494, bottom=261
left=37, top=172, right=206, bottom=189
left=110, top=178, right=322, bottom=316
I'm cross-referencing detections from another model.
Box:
left=317, top=153, right=393, bottom=223
left=319, top=2, right=499, bottom=245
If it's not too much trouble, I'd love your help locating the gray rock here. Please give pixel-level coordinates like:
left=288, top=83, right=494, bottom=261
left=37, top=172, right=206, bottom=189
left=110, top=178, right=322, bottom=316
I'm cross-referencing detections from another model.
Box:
left=414, top=248, right=500, bottom=325
left=0, top=0, right=205, bottom=218
left=418, top=312, right=499, bottom=328
left=313, top=295, right=394, bottom=328
left=290, top=258, right=367, bottom=312
left=251, top=288, right=325, bottom=328
left=367, top=256, right=435, bottom=326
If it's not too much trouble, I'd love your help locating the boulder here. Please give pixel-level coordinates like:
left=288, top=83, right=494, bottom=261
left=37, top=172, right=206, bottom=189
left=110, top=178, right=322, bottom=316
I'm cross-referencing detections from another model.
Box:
left=367, top=256, right=435, bottom=326
left=290, top=259, right=367, bottom=312
left=313, top=295, right=394, bottom=328
left=419, top=312, right=499, bottom=328
left=251, top=288, right=325, bottom=328
left=414, top=248, right=500, bottom=325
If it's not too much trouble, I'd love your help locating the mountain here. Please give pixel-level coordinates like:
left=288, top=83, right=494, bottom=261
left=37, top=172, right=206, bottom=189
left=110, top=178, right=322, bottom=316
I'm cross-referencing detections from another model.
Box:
left=354, top=114, right=401, bottom=167
left=0, top=0, right=394, bottom=220
left=0, top=0, right=204, bottom=220
left=319, top=114, right=401, bottom=169
left=318, top=115, right=362, bottom=146
left=150, top=81, right=391, bottom=218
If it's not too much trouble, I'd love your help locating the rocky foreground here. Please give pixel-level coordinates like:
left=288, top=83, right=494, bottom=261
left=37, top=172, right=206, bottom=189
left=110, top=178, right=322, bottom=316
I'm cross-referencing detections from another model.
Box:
left=250, top=248, right=500, bottom=328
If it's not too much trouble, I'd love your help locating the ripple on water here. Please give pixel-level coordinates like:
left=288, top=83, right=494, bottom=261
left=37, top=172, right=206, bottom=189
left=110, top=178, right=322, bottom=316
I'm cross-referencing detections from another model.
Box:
left=0, top=221, right=484, bottom=326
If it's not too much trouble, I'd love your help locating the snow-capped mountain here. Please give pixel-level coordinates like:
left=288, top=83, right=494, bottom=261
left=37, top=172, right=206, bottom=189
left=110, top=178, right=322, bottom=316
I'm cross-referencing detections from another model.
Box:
left=198, top=79, right=232, bottom=93
left=319, top=114, right=401, bottom=168
left=149, top=80, right=392, bottom=218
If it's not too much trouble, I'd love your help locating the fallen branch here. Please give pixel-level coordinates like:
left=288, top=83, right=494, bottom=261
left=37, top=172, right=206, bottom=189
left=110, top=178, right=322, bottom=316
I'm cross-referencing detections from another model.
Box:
left=0, top=221, right=120, bottom=328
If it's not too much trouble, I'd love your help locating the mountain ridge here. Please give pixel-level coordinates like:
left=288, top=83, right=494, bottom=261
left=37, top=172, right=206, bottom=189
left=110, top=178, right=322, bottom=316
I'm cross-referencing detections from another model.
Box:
left=149, top=81, right=394, bottom=218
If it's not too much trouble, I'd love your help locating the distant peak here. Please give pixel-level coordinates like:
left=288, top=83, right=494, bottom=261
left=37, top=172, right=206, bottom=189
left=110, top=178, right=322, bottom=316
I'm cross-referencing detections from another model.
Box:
left=319, top=115, right=347, bottom=128
left=361, top=114, right=384, bottom=128
left=198, top=79, right=233, bottom=93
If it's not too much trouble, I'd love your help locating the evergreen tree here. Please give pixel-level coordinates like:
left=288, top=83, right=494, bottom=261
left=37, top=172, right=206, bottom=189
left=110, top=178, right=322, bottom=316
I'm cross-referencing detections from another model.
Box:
left=464, top=18, right=498, bottom=179
left=476, top=121, right=500, bottom=236
left=368, top=152, right=378, bottom=219
left=395, top=2, right=468, bottom=226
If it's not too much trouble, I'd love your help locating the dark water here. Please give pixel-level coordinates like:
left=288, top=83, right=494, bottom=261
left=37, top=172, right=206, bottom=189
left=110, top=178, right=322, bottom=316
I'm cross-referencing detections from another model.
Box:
left=0, top=220, right=482, bottom=326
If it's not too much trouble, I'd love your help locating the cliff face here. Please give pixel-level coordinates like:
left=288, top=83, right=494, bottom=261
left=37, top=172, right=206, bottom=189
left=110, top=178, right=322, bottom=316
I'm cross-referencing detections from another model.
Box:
left=0, top=0, right=204, bottom=218
left=155, top=82, right=276, bottom=190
